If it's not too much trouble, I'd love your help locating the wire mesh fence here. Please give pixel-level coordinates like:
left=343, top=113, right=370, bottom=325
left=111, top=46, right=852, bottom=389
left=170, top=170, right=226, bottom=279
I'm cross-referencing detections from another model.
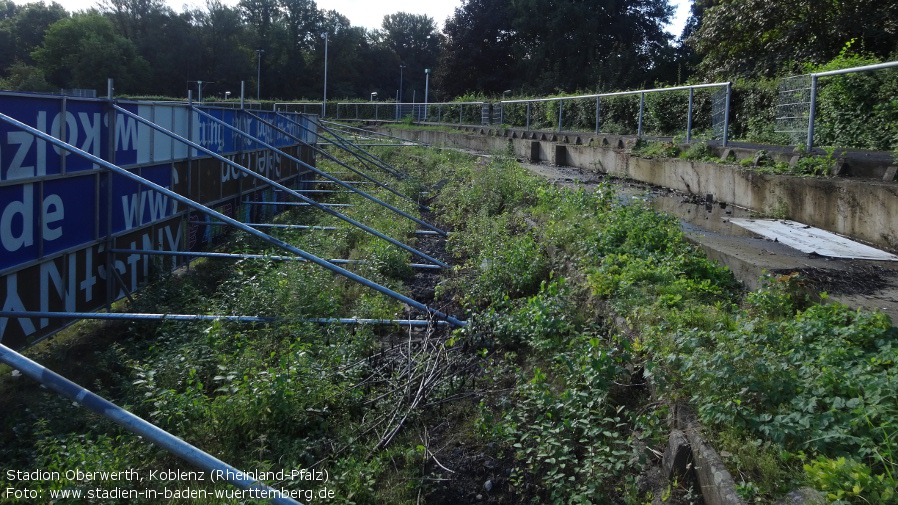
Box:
left=711, top=86, right=729, bottom=141
left=775, top=74, right=813, bottom=146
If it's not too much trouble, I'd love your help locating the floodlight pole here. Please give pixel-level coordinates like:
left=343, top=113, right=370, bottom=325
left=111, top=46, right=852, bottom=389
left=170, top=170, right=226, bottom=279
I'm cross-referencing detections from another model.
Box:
left=322, top=31, right=328, bottom=117
left=256, top=49, right=264, bottom=100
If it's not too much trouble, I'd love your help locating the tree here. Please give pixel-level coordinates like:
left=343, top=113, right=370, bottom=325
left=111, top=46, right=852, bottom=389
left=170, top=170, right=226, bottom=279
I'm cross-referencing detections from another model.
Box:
left=239, top=0, right=280, bottom=45
left=193, top=0, right=254, bottom=98
left=435, top=0, right=674, bottom=98
left=101, top=0, right=166, bottom=40
left=434, top=0, right=518, bottom=98
left=689, top=0, right=898, bottom=79
left=509, top=0, right=673, bottom=92
left=312, top=10, right=369, bottom=99
left=381, top=12, right=440, bottom=101
left=32, top=13, right=150, bottom=93
left=0, top=61, right=55, bottom=92
left=0, top=1, right=67, bottom=75
left=280, top=0, right=319, bottom=52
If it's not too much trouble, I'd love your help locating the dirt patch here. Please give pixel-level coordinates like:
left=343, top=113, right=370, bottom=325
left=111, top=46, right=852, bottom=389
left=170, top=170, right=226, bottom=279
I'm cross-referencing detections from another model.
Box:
left=774, top=263, right=897, bottom=296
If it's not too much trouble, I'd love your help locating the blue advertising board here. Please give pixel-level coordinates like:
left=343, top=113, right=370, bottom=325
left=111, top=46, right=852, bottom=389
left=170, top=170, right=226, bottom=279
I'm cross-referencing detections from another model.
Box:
left=0, top=92, right=315, bottom=349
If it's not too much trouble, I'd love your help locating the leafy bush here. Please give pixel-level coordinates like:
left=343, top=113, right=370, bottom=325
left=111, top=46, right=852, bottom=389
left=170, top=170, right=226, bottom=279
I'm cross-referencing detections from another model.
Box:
left=480, top=333, right=662, bottom=504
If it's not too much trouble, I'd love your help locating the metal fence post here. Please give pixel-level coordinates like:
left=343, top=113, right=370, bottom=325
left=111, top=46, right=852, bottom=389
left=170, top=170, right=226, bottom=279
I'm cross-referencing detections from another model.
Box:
left=687, top=87, right=694, bottom=143
left=558, top=99, right=563, bottom=132
left=723, top=82, right=732, bottom=147
left=806, top=74, right=819, bottom=152
left=595, top=96, right=601, bottom=134
left=526, top=102, right=531, bottom=131
left=638, top=92, right=645, bottom=137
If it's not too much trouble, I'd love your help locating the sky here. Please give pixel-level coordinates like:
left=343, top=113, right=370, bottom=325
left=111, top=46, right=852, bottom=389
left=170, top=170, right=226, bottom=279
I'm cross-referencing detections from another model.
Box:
left=19, top=0, right=691, bottom=36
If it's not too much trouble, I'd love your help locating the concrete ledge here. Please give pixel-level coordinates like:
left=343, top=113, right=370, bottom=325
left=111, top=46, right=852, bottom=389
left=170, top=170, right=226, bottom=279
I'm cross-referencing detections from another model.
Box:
left=673, top=404, right=746, bottom=505
left=380, top=127, right=898, bottom=253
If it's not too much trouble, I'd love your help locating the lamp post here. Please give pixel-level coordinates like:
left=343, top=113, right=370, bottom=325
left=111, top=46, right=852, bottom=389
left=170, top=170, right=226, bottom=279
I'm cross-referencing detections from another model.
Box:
left=322, top=31, right=328, bottom=117
left=424, top=68, right=430, bottom=122
left=255, top=49, right=264, bottom=100
left=399, top=65, right=406, bottom=102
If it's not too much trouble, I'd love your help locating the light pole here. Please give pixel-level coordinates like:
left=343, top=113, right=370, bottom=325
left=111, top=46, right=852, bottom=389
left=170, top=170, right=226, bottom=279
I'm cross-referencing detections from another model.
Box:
left=188, top=81, right=214, bottom=103
left=322, top=31, right=328, bottom=117
left=255, top=49, right=264, bottom=101
left=399, top=64, right=406, bottom=103
left=424, top=68, right=430, bottom=122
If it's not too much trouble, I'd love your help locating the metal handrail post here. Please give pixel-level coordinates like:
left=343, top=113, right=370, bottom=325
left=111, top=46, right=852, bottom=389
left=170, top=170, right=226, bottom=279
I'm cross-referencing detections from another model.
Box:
left=557, top=99, right=563, bottom=132
left=595, top=96, right=601, bottom=134
left=687, top=87, right=694, bottom=143
left=638, top=92, right=645, bottom=137
left=723, top=82, right=732, bottom=147
left=0, top=344, right=303, bottom=505
left=806, top=75, right=819, bottom=151
left=526, top=102, right=531, bottom=131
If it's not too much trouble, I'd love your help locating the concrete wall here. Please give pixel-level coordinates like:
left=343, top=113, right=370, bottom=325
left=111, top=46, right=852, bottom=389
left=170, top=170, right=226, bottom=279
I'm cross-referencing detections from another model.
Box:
left=384, top=127, right=898, bottom=252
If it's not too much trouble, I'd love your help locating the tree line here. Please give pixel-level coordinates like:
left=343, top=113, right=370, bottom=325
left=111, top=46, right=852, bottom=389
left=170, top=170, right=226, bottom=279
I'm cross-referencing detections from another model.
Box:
left=1, top=0, right=897, bottom=101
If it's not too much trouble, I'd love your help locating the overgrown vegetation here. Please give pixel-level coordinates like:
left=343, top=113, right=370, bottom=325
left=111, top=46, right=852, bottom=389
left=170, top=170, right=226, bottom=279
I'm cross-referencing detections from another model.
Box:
left=432, top=150, right=897, bottom=503
left=1, top=145, right=895, bottom=504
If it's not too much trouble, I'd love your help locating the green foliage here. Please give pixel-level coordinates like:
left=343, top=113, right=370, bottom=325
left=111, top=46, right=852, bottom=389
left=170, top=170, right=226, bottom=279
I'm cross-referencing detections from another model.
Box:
left=480, top=333, right=662, bottom=504
left=472, top=278, right=578, bottom=350
left=32, top=13, right=150, bottom=92
left=630, top=139, right=680, bottom=158
left=793, top=147, right=840, bottom=177
left=667, top=294, right=898, bottom=499
left=680, top=141, right=715, bottom=161
left=691, top=0, right=898, bottom=80
left=805, top=456, right=897, bottom=504
left=0, top=62, right=54, bottom=92
left=812, top=46, right=898, bottom=151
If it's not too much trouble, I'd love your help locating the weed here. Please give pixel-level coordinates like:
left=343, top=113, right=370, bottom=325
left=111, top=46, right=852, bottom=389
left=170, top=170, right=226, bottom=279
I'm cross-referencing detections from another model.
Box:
left=680, top=142, right=715, bottom=161
left=793, top=146, right=842, bottom=177
left=631, top=139, right=680, bottom=158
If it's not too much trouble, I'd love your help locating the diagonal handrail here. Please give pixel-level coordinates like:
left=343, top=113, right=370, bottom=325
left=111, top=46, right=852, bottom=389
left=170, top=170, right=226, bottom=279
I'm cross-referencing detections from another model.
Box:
left=0, top=343, right=304, bottom=505
left=278, top=113, right=409, bottom=181
left=243, top=110, right=420, bottom=209
left=113, top=104, right=448, bottom=268
left=193, top=106, right=448, bottom=238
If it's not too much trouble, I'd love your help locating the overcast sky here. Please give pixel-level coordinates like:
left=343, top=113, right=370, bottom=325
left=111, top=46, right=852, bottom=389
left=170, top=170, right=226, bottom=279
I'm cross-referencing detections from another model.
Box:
left=18, top=0, right=691, bottom=36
